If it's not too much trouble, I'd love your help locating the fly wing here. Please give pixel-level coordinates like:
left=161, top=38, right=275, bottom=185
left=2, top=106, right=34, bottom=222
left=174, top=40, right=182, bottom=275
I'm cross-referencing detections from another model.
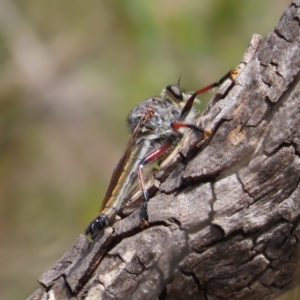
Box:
left=100, top=118, right=145, bottom=211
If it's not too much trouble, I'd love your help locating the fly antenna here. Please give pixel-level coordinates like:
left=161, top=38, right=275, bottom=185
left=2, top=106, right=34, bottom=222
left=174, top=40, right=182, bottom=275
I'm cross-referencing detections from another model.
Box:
left=177, top=74, right=181, bottom=87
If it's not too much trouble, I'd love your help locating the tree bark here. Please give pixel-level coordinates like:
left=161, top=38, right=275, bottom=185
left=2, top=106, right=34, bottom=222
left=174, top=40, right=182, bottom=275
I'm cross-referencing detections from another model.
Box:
left=28, top=1, right=300, bottom=300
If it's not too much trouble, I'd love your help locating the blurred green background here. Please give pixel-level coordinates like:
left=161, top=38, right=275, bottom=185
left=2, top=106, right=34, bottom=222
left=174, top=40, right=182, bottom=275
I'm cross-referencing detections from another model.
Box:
left=0, top=0, right=298, bottom=299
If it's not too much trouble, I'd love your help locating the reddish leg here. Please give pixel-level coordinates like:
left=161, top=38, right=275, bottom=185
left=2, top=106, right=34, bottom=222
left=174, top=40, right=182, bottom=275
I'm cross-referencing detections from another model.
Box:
left=171, top=122, right=203, bottom=132
left=138, top=122, right=208, bottom=227
left=180, top=69, right=236, bottom=119
left=138, top=143, right=172, bottom=227
left=171, top=121, right=212, bottom=139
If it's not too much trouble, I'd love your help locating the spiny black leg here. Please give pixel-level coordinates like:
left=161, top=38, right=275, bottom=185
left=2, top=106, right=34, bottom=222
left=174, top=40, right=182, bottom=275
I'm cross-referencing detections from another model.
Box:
left=85, top=214, right=108, bottom=239
left=140, top=190, right=149, bottom=228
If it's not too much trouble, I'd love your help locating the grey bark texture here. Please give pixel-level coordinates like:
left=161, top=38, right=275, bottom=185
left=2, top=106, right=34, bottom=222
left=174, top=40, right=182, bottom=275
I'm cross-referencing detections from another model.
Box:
left=28, top=2, right=300, bottom=300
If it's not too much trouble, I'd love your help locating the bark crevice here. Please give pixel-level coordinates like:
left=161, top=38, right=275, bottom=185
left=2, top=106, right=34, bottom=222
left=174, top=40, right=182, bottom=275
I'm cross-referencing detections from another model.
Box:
left=28, top=2, right=300, bottom=300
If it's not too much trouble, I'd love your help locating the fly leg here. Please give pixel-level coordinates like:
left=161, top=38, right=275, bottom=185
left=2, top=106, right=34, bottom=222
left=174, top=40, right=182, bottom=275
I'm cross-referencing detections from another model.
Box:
left=138, top=123, right=204, bottom=228
left=171, top=121, right=211, bottom=139
left=171, top=122, right=203, bottom=132
left=180, top=69, right=237, bottom=119
left=138, top=143, right=173, bottom=228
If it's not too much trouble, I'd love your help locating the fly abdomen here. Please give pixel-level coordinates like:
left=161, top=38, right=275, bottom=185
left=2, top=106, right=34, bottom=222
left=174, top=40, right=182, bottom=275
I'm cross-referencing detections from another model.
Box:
left=85, top=214, right=108, bottom=238
left=86, top=140, right=153, bottom=237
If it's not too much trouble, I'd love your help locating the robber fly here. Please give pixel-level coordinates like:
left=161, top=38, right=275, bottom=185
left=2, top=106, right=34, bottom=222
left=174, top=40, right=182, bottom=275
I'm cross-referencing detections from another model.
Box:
left=86, top=70, right=235, bottom=238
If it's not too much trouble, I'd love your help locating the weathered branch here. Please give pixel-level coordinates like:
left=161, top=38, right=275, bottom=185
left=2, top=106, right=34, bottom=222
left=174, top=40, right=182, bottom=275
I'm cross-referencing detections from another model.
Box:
left=28, top=1, right=300, bottom=299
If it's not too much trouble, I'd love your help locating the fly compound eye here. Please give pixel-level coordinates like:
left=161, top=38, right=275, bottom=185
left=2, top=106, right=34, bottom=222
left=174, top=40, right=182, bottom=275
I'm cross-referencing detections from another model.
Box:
left=165, top=85, right=183, bottom=102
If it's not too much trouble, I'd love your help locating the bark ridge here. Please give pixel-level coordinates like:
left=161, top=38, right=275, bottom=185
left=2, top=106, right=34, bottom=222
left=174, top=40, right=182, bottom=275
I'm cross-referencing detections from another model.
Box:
left=28, top=2, right=300, bottom=300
